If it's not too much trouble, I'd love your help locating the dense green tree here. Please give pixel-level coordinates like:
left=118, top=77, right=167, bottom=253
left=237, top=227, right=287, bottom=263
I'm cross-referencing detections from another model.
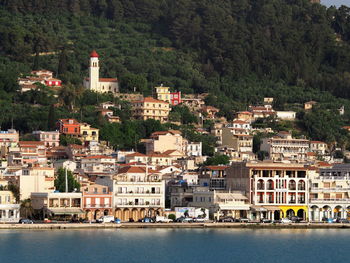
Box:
left=54, top=168, right=81, bottom=192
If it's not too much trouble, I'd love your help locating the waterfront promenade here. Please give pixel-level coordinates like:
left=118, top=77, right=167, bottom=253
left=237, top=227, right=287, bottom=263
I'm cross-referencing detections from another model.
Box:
left=1, top=222, right=350, bottom=230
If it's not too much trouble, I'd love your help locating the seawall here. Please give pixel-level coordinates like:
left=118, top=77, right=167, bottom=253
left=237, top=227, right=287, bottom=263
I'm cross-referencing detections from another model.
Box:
left=1, top=222, right=350, bottom=230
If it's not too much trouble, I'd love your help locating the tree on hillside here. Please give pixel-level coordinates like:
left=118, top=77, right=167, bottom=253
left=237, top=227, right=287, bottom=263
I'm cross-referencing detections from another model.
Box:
left=54, top=168, right=80, bottom=192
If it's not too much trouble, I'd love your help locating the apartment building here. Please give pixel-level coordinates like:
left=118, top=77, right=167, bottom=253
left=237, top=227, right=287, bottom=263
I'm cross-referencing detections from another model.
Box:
left=8, top=141, right=47, bottom=165
left=226, top=162, right=312, bottom=221
left=0, top=190, right=20, bottom=222
left=112, top=165, right=165, bottom=221
left=80, top=123, right=99, bottom=143
left=131, top=97, right=170, bottom=123
left=33, top=130, right=60, bottom=147
left=260, top=131, right=309, bottom=162
left=144, top=130, right=186, bottom=155
left=82, top=183, right=113, bottom=220
left=31, top=192, right=83, bottom=219
left=0, top=129, right=19, bottom=157
left=309, top=164, right=350, bottom=221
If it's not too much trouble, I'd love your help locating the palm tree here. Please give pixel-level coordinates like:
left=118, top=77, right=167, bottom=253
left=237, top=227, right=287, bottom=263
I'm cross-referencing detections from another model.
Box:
left=20, top=199, right=34, bottom=219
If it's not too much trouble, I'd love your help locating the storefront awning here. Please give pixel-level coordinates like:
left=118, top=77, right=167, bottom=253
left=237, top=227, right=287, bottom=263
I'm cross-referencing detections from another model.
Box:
left=251, top=205, right=267, bottom=212
left=47, top=208, right=84, bottom=215
left=263, top=206, right=280, bottom=211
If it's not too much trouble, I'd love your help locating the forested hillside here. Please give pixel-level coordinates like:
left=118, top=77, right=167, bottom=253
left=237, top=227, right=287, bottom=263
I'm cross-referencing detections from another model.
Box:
left=1, top=0, right=350, bottom=147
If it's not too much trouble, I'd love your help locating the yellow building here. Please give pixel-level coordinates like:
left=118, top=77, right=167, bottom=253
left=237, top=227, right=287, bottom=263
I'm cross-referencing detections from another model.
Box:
left=132, top=97, right=170, bottom=123
left=155, top=85, right=170, bottom=102
left=80, top=123, right=99, bottom=142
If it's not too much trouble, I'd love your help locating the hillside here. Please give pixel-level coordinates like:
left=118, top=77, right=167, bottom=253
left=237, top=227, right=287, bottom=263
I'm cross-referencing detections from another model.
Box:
left=1, top=0, right=350, bottom=147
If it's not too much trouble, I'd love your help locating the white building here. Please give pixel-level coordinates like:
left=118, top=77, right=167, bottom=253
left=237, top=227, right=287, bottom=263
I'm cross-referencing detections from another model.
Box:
left=112, top=165, right=165, bottom=221
left=260, top=131, right=310, bottom=162
left=309, top=164, right=350, bottom=221
left=83, top=50, right=119, bottom=95
left=276, top=111, right=296, bottom=121
left=187, top=142, right=202, bottom=157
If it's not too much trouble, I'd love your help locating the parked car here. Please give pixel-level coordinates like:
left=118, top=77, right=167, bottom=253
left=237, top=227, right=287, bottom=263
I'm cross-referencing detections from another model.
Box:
left=141, top=217, right=155, bottom=223
left=219, top=216, right=235, bottom=223
left=336, top=218, right=349, bottom=223
left=128, top=218, right=135, bottom=222
left=239, top=218, right=250, bottom=223
left=156, top=216, right=173, bottom=223
left=281, top=218, right=292, bottom=224
left=260, top=218, right=272, bottom=223
left=193, top=217, right=206, bottom=223
left=290, top=216, right=302, bottom=223
left=115, top=218, right=121, bottom=224
left=97, top=216, right=115, bottom=223
left=19, top=219, right=33, bottom=224
left=176, top=217, right=193, bottom=223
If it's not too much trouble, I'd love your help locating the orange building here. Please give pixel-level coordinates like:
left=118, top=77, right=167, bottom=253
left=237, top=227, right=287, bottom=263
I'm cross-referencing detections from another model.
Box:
left=57, top=119, right=80, bottom=136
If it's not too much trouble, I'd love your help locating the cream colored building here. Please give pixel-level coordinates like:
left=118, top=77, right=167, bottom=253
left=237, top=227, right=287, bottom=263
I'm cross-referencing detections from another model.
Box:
left=144, top=130, right=187, bottom=155
left=31, top=192, right=83, bottom=218
left=0, top=129, right=19, bottom=157
left=309, top=164, right=350, bottom=221
left=0, top=190, right=20, bottom=222
left=310, top=141, right=328, bottom=155
left=131, top=97, right=170, bottom=123
left=112, top=165, right=165, bottom=221
left=155, top=85, right=170, bottom=102
left=221, top=127, right=253, bottom=153
left=18, top=167, right=55, bottom=200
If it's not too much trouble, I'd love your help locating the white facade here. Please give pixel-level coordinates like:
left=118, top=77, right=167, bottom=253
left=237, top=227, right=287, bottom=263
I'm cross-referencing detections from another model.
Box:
left=276, top=111, right=296, bottom=120
left=83, top=51, right=119, bottom=94
left=187, top=142, right=202, bottom=157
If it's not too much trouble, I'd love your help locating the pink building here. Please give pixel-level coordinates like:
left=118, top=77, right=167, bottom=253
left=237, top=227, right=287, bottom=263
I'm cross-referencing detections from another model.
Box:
left=83, top=184, right=113, bottom=220
left=33, top=131, right=60, bottom=148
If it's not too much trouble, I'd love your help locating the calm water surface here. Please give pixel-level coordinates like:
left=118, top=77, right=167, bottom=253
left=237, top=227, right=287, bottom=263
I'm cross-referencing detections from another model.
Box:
left=0, top=228, right=348, bottom=263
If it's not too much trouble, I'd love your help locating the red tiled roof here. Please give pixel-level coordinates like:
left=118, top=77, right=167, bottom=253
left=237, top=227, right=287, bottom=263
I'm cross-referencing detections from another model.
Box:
left=99, top=78, right=118, bottom=82
left=83, top=155, right=114, bottom=160
left=19, top=141, right=45, bottom=146
left=133, top=97, right=168, bottom=104
left=90, top=50, right=99, bottom=57
left=118, top=166, right=146, bottom=174
left=58, top=119, right=80, bottom=125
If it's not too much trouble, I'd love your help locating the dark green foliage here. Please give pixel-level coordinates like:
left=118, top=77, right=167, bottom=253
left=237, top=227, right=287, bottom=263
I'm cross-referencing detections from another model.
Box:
left=54, top=168, right=81, bottom=192
left=169, top=105, right=198, bottom=125
left=60, top=135, right=82, bottom=146
left=0, top=1, right=350, bottom=148
left=204, top=154, right=230, bottom=166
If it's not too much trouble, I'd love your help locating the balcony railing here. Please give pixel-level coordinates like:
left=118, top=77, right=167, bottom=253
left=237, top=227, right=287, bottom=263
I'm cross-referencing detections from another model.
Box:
left=311, top=187, right=350, bottom=192
left=310, top=198, right=350, bottom=203
left=85, top=204, right=112, bottom=208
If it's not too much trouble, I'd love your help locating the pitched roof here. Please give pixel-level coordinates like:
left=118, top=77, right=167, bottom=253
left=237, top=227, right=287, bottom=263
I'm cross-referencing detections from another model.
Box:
left=19, top=141, right=45, bottom=146
left=99, top=78, right=118, bottom=82
left=90, top=50, right=99, bottom=57
left=83, top=155, right=114, bottom=160
left=133, top=97, right=168, bottom=104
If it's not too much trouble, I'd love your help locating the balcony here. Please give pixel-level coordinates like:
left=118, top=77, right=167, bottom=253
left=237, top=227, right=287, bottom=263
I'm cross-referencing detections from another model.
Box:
left=310, top=187, right=350, bottom=192
left=310, top=198, right=350, bottom=203
left=85, top=204, right=112, bottom=208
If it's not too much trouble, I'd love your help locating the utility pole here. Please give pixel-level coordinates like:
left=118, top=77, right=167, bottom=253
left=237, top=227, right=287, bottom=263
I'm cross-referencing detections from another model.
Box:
left=65, top=168, right=68, bottom=193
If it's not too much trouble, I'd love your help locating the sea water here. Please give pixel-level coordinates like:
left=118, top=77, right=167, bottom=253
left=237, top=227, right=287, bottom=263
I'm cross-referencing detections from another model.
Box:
left=0, top=228, right=348, bottom=263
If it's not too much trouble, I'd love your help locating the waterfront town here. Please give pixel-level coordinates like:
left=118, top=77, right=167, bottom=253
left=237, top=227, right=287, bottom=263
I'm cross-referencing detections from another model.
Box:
left=1, top=50, right=350, bottom=226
